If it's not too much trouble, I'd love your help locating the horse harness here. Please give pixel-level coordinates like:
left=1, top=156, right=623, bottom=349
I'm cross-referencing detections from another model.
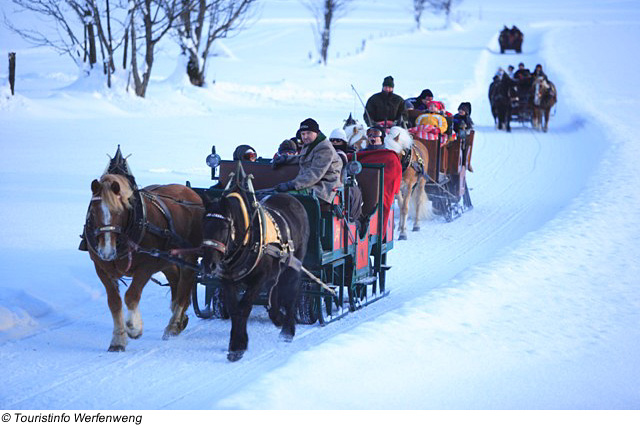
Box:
left=85, top=186, right=202, bottom=266
left=400, top=145, right=427, bottom=176
left=204, top=192, right=301, bottom=282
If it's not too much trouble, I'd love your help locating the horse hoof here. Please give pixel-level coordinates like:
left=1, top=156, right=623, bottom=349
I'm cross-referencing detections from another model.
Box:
left=179, top=315, right=189, bottom=332
left=227, top=350, right=245, bottom=362
left=279, top=331, right=294, bottom=343
left=412, top=226, right=420, bottom=232
left=126, top=329, right=143, bottom=339
left=162, top=327, right=179, bottom=340
left=398, top=234, right=407, bottom=241
left=108, top=345, right=125, bottom=352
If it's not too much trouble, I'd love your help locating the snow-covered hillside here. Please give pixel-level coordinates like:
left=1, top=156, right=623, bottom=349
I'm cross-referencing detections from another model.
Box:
left=1, top=0, right=639, bottom=411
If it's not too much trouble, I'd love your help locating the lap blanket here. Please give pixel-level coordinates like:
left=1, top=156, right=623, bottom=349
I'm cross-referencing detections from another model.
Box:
left=349, top=149, right=402, bottom=238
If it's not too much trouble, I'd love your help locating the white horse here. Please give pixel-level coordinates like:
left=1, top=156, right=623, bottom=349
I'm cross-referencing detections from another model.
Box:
left=385, top=127, right=431, bottom=240
left=344, top=121, right=368, bottom=151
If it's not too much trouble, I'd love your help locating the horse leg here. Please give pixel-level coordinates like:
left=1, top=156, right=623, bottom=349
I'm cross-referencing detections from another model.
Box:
left=95, top=266, right=127, bottom=352
left=397, top=182, right=410, bottom=240
left=123, top=268, right=154, bottom=340
left=267, top=282, right=283, bottom=327
left=412, top=178, right=426, bottom=232
left=225, top=281, right=262, bottom=362
left=276, top=267, right=302, bottom=342
left=163, top=260, right=197, bottom=339
left=543, top=108, right=550, bottom=132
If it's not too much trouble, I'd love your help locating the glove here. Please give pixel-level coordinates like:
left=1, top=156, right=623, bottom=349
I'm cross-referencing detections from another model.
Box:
left=275, top=181, right=295, bottom=192
left=272, top=154, right=288, bottom=169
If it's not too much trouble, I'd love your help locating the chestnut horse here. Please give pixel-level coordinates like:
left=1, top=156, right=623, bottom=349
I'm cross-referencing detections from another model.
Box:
left=384, top=126, right=429, bottom=240
left=84, top=171, right=203, bottom=351
left=531, top=76, right=557, bottom=132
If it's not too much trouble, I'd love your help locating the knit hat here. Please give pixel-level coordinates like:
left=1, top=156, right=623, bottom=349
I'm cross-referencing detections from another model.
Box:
left=232, top=144, right=256, bottom=161
left=329, top=128, right=347, bottom=142
left=278, top=139, right=298, bottom=155
left=382, top=76, right=394, bottom=88
left=457, top=102, right=471, bottom=115
left=299, top=118, right=320, bottom=133
left=419, top=89, right=433, bottom=99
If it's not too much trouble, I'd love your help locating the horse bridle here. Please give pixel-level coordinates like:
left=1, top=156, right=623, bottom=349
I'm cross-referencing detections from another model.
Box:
left=89, top=196, right=127, bottom=240
left=202, top=212, right=232, bottom=256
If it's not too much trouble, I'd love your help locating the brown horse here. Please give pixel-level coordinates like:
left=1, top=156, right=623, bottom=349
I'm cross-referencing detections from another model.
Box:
left=384, top=127, right=429, bottom=240
left=531, top=76, right=557, bottom=132
left=84, top=168, right=204, bottom=352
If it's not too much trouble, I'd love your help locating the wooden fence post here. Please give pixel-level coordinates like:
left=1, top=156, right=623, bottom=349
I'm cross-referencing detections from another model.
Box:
left=9, top=52, right=16, bottom=95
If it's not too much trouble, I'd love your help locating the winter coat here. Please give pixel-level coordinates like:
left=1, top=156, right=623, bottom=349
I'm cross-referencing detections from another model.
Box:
left=364, top=91, right=407, bottom=126
left=415, top=112, right=448, bottom=134
left=404, top=97, right=428, bottom=112
left=291, top=133, right=343, bottom=204
left=453, top=113, right=473, bottom=133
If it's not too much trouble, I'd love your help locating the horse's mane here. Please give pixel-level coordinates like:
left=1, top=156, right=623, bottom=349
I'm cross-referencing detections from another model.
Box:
left=344, top=122, right=367, bottom=149
left=384, top=126, right=413, bottom=154
left=99, top=174, right=134, bottom=213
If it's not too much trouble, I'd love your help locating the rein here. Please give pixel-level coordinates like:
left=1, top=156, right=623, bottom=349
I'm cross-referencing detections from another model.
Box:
left=85, top=187, right=202, bottom=269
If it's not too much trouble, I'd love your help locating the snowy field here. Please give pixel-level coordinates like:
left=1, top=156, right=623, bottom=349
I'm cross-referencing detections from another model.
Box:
left=1, top=0, right=639, bottom=414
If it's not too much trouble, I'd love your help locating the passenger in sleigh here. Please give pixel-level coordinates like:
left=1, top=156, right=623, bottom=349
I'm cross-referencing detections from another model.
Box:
left=412, top=101, right=448, bottom=141
left=232, top=144, right=258, bottom=162
left=404, top=89, right=434, bottom=127
left=452, top=102, right=473, bottom=134
left=361, top=126, right=387, bottom=151
left=273, top=118, right=362, bottom=222
left=364, top=75, right=407, bottom=128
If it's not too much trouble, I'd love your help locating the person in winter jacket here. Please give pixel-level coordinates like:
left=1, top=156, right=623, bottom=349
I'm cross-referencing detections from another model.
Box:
left=405, top=88, right=434, bottom=127
left=361, top=126, right=387, bottom=151
left=404, top=88, right=434, bottom=112
left=453, top=102, right=474, bottom=133
left=276, top=138, right=300, bottom=156
left=232, top=145, right=257, bottom=161
left=364, top=76, right=407, bottom=127
left=513, top=62, right=531, bottom=80
left=329, top=128, right=354, bottom=154
left=533, top=64, right=547, bottom=80
left=415, top=101, right=448, bottom=134
left=273, top=118, right=343, bottom=204
left=328, top=128, right=363, bottom=221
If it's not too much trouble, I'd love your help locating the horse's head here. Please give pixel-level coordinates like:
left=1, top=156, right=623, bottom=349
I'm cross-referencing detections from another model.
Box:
left=384, top=126, right=413, bottom=154
left=533, top=76, right=552, bottom=106
left=88, top=174, right=134, bottom=261
left=201, top=192, right=251, bottom=276
left=201, top=197, right=233, bottom=276
left=344, top=122, right=367, bottom=151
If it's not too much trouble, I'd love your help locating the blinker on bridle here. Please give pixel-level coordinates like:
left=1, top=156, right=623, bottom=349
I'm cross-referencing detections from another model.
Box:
left=202, top=212, right=232, bottom=255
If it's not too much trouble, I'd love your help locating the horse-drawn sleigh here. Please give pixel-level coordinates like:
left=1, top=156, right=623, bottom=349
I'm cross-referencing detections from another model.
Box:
left=490, top=74, right=557, bottom=132
left=82, top=146, right=396, bottom=360
left=499, top=26, right=523, bottom=54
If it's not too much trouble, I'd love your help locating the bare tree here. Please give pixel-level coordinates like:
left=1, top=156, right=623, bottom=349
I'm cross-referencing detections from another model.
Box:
left=4, top=0, right=92, bottom=68
left=127, top=0, right=180, bottom=97
left=413, top=0, right=426, bottom=29
left=414, top=0, right=459, bottom=29
left=5, top=0, right=180, bottom=96
left=303, top=0, right=351, bottom=65
left=4, top=0, right=125, bottom=86
left=175, top=0, right=256, bottom=87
